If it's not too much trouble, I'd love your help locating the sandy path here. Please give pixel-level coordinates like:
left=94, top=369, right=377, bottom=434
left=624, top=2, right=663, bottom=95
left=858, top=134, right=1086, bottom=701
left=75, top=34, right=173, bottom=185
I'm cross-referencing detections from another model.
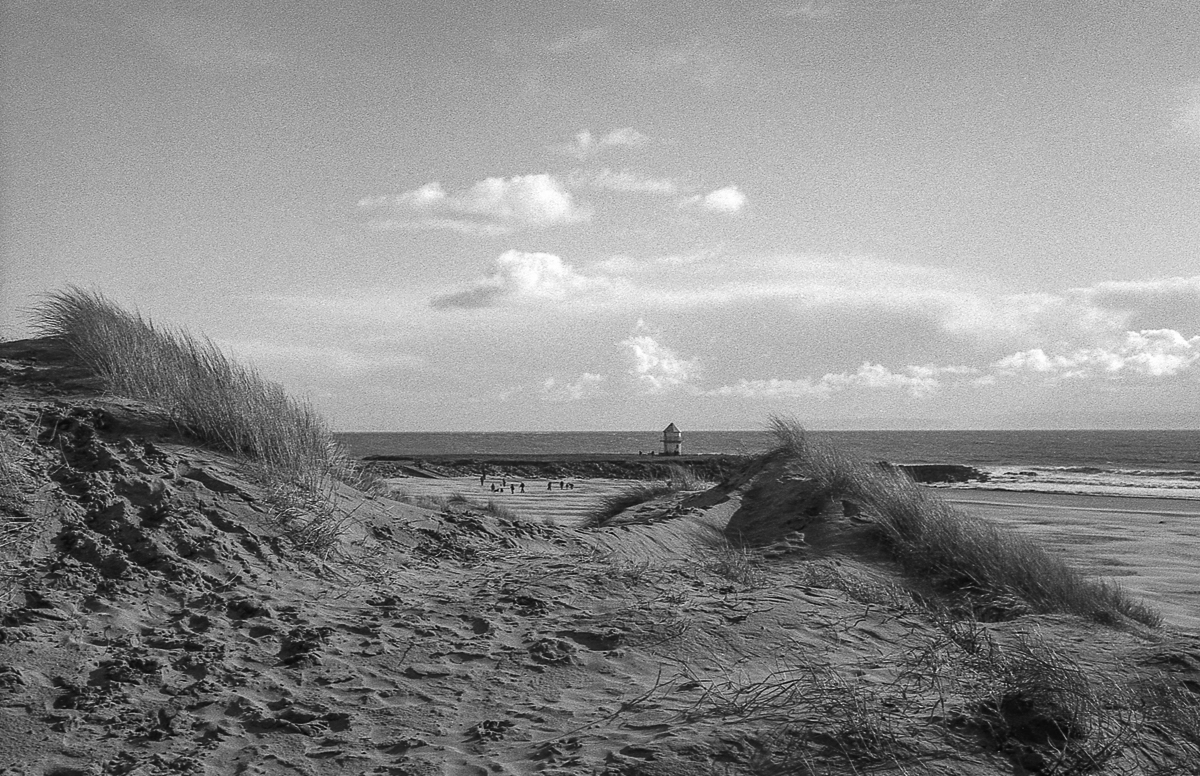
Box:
left=386, top=476, right=688, bottom=526
left=943, top=489, right=1200, bottom=632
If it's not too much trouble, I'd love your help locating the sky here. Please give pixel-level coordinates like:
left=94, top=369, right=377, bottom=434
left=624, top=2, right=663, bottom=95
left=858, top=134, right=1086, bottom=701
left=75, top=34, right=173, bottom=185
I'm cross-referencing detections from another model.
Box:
left=2, top=1, right=1199, bottom=431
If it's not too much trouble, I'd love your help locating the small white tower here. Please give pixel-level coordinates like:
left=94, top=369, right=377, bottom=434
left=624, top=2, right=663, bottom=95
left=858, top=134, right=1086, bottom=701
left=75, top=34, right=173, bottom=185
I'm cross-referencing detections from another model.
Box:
left=662, top=423, right=682, bottom=456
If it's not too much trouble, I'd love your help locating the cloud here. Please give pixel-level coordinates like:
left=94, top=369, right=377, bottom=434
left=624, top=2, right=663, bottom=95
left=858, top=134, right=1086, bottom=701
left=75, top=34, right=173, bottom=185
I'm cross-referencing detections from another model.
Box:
left=360, top=174, right=587, bottom=234
left=431, top=251, right=609, bottom=309
left=710, top=377, right=822, bottom=398
left=1083, top=276, right=1200, bottom=305
left=708, top=323, right=1199, bottom=403
left=713, top=363, right=978, bottom=398
left=554, top=128, right=649, bottom=159
left=542, top=373, right=606, bottom=402
left=568, top=168, right=679, bottom=194
left=994, top=329, right=1200, bottom=379
left=620, top=322, right=696, bottom=393
left=1076, top=276, right=1200, bottom=330
left=680, top=185, right=747, bottom=214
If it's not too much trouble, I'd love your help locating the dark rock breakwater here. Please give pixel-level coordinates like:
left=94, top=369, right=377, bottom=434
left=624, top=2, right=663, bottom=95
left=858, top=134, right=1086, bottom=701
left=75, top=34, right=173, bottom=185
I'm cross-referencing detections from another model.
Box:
left=362, top=454, right=988, bottom=484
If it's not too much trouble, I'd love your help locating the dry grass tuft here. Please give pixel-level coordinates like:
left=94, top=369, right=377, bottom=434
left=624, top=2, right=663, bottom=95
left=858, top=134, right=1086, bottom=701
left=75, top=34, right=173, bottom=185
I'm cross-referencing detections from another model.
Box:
left=703, top=537, right=768, bottom=589
left=662, top=462, right=705, bottom=490
left=483, top=499, right=520, bottom=521
left=36, top=288, right=353, bottom=487
left=583, top=464, right=705, bottom=528
left=583, top=482, right=679, bottom=527
left=767, top=415, right=1161, bottom=627
left=33, top=287, right=373, bottom=554
left=686, top=611, right=1199, bottom=773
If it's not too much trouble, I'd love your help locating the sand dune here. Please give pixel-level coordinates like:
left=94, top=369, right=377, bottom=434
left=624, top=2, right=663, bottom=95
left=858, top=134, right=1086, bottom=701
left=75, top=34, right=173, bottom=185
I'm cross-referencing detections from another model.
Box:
left=4, top=340, right=1200, bottom=774
left=387, top=476, right=1200, bottom=633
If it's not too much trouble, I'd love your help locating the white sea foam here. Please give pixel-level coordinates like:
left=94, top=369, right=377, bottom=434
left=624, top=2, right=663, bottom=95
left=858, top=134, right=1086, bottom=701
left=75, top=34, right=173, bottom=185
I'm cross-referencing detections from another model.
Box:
left=940, top=465, right=1200, bottom=500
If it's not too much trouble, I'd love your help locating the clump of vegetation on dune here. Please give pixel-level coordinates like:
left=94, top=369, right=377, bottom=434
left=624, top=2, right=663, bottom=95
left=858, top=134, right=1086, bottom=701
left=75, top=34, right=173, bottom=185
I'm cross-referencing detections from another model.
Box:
left=768, top=416, right=1162, bottom=628
left=583, top=463, right=705, bottom=528
left=33, top=287, right=370, bottom=552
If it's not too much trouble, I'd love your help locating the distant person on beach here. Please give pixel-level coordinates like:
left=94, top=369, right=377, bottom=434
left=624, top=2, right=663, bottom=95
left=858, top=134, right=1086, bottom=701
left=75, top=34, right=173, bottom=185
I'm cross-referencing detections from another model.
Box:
left=480, top=473, right=486, bottom=486
left=519, top=483, right=525, bottom=493
left=547, top=481, right=552, bottom=491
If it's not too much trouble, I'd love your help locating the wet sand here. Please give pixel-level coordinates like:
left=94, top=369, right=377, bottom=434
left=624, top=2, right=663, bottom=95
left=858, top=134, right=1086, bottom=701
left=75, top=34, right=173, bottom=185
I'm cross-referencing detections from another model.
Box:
left=942, top=489, right=1200, bottom=631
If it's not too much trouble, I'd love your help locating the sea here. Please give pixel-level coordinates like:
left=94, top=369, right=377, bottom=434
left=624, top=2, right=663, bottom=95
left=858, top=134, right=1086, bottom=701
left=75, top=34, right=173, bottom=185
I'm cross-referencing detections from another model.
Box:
left=336, top=430, right=1200, bottom=501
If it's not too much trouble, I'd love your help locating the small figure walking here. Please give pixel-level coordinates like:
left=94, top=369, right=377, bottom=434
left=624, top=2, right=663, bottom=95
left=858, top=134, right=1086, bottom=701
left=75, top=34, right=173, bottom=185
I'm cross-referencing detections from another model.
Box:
left=519, top=482, right=525, bottom=493
left=547, top=481, right=553, bottom=491
left=480, top=473, right=486, bottom=486
left=510, top=484, right=515, bottom=494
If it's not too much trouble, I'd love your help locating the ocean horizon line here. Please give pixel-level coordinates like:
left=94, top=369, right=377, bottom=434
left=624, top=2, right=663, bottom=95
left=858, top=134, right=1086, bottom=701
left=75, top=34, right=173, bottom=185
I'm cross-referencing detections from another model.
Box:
left=335, top=428, right=1200, bottom=434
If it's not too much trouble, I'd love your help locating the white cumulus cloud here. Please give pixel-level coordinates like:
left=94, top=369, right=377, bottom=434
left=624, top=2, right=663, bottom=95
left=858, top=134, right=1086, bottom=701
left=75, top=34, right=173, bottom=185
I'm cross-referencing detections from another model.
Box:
left=680, top=185, right=747, bottom=214
left=713, top=363, right=977, bottom=399
left=711, top=377, right=823, bottom=398
left=568, top=168, right=680, bottom=194
left=994, top=329, right=1200, bottom=379
left=620, top=322, right=696, bottom=393
left=360, top=174, right=587, bottom=234
left=431, top=251, right=608, bottom=309
left=555, top=128, right=650, bottom=159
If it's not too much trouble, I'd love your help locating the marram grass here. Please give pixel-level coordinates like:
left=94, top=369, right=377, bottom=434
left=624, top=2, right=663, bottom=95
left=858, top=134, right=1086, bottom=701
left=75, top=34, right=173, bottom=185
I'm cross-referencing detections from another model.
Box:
left=33, top=288, right=375, bottom=557
left=35, top=287, right=354, bottom=489
left=583, top=463, right=705, bottom=528
left=768, top=416, right=1161, bottom=627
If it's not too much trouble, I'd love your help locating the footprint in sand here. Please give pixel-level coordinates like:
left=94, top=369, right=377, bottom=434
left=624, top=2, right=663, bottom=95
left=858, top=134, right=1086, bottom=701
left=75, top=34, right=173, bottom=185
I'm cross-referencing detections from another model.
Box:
left=527, top=637, right=577, bottom=666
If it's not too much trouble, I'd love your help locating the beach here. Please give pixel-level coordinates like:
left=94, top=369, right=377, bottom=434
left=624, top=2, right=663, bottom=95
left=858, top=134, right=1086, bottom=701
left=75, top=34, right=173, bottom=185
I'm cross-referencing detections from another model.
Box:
left=942, top=489, right=1200, bottom=632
